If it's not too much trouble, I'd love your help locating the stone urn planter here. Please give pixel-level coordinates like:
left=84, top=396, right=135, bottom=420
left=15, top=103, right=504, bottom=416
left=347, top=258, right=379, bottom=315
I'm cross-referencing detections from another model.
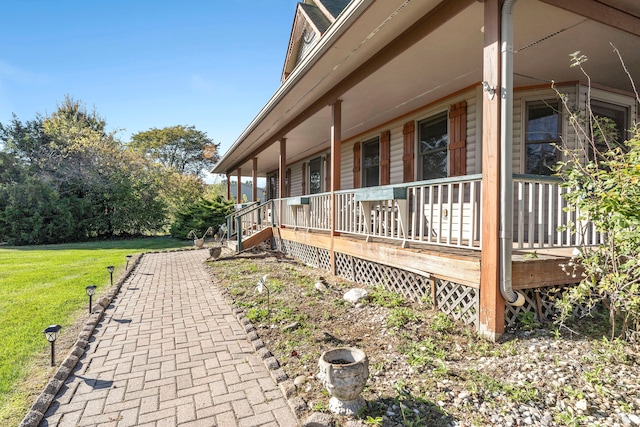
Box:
left=209, top=246, right=222, bottom=259
left=318, top=347, right=369, bottom=415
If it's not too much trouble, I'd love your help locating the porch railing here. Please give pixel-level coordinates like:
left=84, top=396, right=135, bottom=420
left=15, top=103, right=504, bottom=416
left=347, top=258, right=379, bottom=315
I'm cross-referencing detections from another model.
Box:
left=335, top=176, right=483, bottom=248
left=512, top=174, right=604, bottom=249
left=240, top=174, right=601, bottom=251
left=225, top=201, right=272, bottom=250
left=278, top=193, right=332, bottom=231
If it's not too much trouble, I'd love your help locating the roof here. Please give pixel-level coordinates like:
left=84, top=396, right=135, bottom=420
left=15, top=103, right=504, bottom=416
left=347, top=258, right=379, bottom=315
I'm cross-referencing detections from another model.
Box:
left=212, top=0, right=640, bottom=177
left=300, top=3, right=331, bottom=34
left=315, top=0, right=351, bottom=20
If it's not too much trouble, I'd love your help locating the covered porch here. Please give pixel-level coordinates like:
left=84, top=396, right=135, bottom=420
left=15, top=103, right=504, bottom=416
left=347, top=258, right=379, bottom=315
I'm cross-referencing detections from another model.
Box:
left=224, top=172, right=590, bottom=329
left=213, top=0, right=640, bottom=339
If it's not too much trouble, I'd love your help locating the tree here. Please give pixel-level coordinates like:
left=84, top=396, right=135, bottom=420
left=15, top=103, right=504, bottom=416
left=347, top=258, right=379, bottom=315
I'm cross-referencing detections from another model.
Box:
left=129, top=125, right=219, bottom=177
left=170, top=194, right=234, bottom=240
left=0, top=98, right=170, bottom=242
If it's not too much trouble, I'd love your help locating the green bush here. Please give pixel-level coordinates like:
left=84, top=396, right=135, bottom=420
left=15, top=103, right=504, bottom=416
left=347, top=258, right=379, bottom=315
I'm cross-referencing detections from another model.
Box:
left=556, top=51, right=640, bottom=339
left=170, top=195, right=233, bottom=240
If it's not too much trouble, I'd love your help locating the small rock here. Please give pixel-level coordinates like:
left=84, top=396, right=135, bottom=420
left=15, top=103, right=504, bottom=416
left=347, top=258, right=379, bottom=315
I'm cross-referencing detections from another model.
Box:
left=620, top=412, right=632, bottom=425
left=629, top=413, right=640, bottom=426
left=315, top=278, right=328, bottom=292
left=576, top=399, right=588, bottom=411
left=458, top=391, right=471, bottom=401
left=294, top=375, right=307, bottom=387
left=283, top=321, right=300, bottom=331
left=344, top=288, right=368, bottom=304
left=302, top=412, right=333, bottom=427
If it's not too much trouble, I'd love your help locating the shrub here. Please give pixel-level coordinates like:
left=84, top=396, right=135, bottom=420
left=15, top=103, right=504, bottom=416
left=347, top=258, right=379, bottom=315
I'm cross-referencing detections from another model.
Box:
left=555, top=49, right=640, bottom=340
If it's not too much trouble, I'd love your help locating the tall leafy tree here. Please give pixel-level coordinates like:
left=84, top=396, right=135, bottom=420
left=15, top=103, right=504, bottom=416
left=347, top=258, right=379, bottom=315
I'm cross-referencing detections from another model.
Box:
left=0, top=98, right=169, bottom=243
left=129, top=125, right=219, bottom=177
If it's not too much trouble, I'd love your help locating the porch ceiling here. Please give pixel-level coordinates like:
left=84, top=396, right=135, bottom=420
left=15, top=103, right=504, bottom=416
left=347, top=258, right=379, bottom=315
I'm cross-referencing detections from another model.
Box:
left=216, top=0, right=640, bottom=178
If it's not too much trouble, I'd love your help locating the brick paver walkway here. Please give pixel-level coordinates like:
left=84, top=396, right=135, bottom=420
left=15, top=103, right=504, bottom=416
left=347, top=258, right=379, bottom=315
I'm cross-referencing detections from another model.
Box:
left=41, top=250, right=298, bottom=427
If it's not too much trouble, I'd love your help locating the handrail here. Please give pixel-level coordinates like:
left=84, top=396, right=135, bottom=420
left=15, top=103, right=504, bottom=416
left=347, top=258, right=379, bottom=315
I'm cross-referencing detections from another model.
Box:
left=225, top=200, right=273, bottom=251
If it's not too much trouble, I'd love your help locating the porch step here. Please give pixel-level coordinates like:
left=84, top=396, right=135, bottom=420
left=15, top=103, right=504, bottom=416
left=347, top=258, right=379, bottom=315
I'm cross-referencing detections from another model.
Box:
left=226, top=227, right=273, bottom=252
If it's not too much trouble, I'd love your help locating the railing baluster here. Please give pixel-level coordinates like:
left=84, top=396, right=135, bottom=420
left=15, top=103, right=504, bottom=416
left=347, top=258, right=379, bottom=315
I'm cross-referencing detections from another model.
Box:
left=457, top=183, right=463, bottom=245
left=469, top=181, right=477, bottom=248
left=516, top=181, right=524, bottom=249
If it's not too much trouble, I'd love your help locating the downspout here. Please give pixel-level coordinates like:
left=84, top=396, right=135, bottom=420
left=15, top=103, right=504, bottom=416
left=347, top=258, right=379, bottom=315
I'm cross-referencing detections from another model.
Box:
left=500, top=0, right=525, bottom=306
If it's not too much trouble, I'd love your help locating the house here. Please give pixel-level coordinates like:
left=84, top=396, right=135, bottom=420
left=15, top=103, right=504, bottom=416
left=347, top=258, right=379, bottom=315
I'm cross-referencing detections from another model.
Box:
left=224, top=180, right=266, bottom=204
left=212, top=0, right=640, bottom=340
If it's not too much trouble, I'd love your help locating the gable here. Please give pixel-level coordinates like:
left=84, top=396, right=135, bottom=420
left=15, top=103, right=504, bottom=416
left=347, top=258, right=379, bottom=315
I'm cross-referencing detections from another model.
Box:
left=281, top=1, right=350, bottom=82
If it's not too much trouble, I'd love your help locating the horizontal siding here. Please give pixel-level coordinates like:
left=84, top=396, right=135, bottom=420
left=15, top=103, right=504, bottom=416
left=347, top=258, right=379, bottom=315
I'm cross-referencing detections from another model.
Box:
left=513, top=95, right=523, bottom=173
left=389, top=124, right=404, bottom=185
left=289, top=161, right=304, bottom=197
left=341, top=141, right=355, bottom=190
left=466, top=94, right=478, bottom=174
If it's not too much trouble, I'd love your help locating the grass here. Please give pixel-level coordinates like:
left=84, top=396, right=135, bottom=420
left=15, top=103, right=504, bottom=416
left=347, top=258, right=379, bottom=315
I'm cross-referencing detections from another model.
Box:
left=0, top=237, right=190, bottom=425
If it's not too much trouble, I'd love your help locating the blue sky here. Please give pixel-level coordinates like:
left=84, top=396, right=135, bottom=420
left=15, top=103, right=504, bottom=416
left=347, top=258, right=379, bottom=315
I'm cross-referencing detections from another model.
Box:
left=0, top=1, right=298, bottom=163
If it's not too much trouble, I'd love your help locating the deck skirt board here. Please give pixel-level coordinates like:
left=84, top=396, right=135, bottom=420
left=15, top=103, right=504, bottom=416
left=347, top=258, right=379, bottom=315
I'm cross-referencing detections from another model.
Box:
left=273, top=228, right=572, bottom=290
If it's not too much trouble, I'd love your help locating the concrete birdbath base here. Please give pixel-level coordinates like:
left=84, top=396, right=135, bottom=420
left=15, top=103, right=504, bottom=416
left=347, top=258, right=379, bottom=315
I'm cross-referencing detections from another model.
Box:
left=318, top=347, right=369, bottom=416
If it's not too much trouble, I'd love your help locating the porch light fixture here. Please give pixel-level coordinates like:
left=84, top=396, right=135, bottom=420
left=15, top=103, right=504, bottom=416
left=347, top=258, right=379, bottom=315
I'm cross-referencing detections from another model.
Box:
left=107, top=265, right=114, bottom=287
left=482, top=81, right=496, bottom=100
left=125, top=254, right=132, bottom=269
left=43, top=324, right=62, bottom=366
left=86, top=285, right=97, bottom=314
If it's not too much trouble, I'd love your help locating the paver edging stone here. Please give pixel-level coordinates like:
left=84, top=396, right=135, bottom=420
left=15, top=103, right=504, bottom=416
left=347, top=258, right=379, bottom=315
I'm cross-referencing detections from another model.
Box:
left=18, top=252, right=146, bottom=427
left=211, top=256, right=346, bottom=427
left=223, top=290, right=331, bottom=427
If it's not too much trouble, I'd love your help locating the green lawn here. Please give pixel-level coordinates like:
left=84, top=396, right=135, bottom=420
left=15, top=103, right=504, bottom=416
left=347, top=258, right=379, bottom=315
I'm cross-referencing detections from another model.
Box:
left=0, top=237, right=190, bottom=424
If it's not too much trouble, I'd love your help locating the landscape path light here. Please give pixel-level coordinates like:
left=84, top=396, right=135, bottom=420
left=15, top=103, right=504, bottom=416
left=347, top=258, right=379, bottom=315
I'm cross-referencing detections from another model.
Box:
left=125, top=254, right=132, bottom=269
left=107, top=265, right=114, bottom=287
left=43, top=324, right=61, bottom=367
left=255, top=274, right=270, bottom=325
left=86, top=285, right=97, bottom=314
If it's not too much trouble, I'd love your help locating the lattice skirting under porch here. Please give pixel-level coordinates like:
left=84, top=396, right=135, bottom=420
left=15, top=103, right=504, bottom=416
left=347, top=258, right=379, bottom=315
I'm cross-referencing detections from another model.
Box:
left=275, top=238, right=332, bottom=271
left=333, top=252, right=432, bottom=304
left=504, top=285, right=589, bottom=327
left=273, top=238, right=606, bottom=331
left=434, top=279, right=479, bottom=326
left=274, top=237, right=480, bottom=327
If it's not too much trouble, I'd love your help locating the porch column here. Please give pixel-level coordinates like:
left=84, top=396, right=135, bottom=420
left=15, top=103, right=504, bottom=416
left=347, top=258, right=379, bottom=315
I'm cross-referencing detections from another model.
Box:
left=252, top=157, right=258, bottom=202
left=236, top=168, right=242, bottom=203
left=226, top=174, right=231, bottom=200
left=279, top=139, right=287, bottom=228
left=479, top=0, right=504, bottom=341
left=330, top=100, right=342, bottom=274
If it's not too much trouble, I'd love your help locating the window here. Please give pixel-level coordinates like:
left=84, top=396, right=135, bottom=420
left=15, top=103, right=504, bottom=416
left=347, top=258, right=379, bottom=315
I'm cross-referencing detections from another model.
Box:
left=267, top=172, right=278, bottom=200
left=590, top=100, right=629, bottom=158
left=309, top=157, right=323, bottom=194
left=362, top=138, right=379, bottom=187
left=418, top=113, right=448, bottom=180
left=525, top=101, right=561, bottom=175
